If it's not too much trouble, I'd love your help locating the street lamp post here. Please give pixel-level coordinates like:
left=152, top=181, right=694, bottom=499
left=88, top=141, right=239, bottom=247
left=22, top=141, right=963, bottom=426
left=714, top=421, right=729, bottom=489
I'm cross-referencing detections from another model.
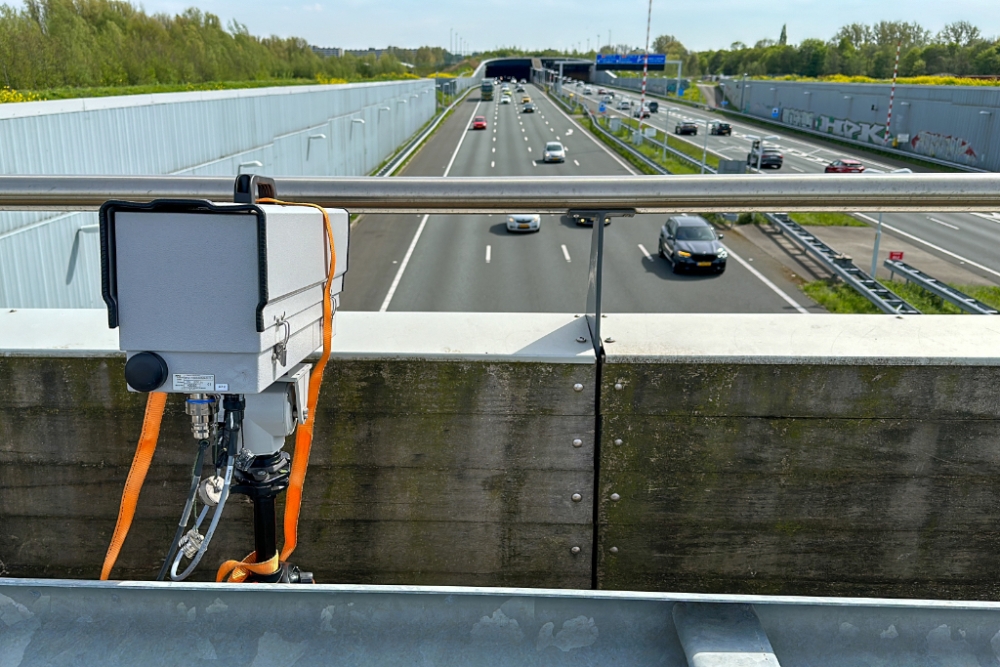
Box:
left=701, top=119, right=710, bottom=174
left=739, top=73, right=748, bottom=112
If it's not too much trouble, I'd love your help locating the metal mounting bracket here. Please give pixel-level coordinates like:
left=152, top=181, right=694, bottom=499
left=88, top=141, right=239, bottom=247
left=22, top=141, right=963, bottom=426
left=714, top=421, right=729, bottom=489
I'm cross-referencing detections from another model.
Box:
left=575, top=208, right=636, bottom=354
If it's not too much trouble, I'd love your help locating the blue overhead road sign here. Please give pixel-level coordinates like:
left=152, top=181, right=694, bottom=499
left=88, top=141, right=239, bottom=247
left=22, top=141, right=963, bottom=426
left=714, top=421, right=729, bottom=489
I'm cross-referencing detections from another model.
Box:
left=596, top=54, right=667, bottom=66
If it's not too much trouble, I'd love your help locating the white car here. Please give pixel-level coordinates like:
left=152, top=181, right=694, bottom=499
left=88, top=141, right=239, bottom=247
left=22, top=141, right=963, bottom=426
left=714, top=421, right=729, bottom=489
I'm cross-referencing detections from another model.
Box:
left=617, top=99, right=631, bottom=110
left=584, top=86, right=593, bottom=94
left=543, top=141, right=566, bottom=163
left=507, top=213, right=541, bottom=232
left=500, top=96, right=511, bottom=105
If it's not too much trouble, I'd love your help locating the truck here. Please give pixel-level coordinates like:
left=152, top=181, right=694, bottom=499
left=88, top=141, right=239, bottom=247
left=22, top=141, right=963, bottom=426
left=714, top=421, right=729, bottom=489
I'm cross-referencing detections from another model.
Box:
left=480, top=80, right=494, bottom=101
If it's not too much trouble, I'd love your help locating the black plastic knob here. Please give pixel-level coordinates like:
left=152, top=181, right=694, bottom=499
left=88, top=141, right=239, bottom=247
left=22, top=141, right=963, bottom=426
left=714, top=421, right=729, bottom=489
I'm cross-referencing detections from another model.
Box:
left=125, top=352, right=168, bottom=392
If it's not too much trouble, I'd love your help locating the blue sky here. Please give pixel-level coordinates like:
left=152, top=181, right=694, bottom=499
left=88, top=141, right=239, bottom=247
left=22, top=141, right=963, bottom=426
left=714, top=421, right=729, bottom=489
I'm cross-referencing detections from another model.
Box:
left=142, top=0, right=1000, bottom=52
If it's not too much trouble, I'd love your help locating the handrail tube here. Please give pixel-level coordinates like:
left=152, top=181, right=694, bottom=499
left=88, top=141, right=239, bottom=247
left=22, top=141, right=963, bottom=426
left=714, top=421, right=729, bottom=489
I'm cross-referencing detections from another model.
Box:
left=2, top=174, right=1000, bottom=213
left=884, top=259, right=998, bottom=314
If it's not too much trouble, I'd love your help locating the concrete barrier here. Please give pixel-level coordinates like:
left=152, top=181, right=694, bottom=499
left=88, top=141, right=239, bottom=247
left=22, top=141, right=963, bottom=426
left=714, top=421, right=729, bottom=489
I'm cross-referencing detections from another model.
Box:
left=3, top=310, right=1000, bottom=597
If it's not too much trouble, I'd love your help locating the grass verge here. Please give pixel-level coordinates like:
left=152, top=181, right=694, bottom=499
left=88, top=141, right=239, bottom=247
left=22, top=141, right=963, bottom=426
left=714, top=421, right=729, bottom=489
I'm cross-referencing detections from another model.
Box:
left=803, top=279, right=1000, bottom=314
left=617, top=116, right=720, bottom=170
left=790, top=212, right=868, bottom=227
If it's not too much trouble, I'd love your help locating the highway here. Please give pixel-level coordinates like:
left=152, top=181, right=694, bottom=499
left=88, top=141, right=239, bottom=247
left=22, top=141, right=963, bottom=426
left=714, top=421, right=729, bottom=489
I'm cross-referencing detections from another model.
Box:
left=342, top=84, right=818, bottom=314
left=577, top=83, right=1000, bottom=283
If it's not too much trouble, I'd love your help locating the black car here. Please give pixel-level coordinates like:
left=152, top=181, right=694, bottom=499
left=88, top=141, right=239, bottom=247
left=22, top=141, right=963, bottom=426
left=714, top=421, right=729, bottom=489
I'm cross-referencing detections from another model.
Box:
left=709, top=121, right=732, bottom=136
left=658, top=215, right=727, bottom=274
left=522, top=103, right=536, bottom=113
left=674, top=121, right=698, bottom=135
left=572, top=212, right=611, bottom=226
left=648, top=101, right=659, bottom=113
left=747, top=146, right=783, bottom=169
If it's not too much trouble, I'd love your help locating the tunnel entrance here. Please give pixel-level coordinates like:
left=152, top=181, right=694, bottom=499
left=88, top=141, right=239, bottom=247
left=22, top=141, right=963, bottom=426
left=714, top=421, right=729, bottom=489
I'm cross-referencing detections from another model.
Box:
left=485, top=59, right=533, bottom=81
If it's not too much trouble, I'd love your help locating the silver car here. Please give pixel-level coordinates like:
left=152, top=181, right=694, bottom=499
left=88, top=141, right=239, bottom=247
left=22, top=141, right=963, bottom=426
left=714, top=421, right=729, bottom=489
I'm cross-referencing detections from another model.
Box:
left=507, top=213, right=541, bottom=232
left=543, top=141, right=566, bottom=163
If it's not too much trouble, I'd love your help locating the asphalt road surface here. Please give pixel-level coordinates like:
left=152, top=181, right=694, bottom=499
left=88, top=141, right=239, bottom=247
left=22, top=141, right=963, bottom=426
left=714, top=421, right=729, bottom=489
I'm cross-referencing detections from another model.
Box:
left=342, top=84, right=819, bottom=314
left=579, top=82, right=1000, bottom=284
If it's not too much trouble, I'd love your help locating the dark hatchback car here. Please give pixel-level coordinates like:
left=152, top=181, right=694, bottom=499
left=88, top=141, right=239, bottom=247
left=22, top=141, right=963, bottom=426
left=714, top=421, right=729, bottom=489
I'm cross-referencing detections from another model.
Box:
left=522, top=103, right=536, bottom=113
left=658, top=215, right=727, bottom=274
left=709, top=121, right=732, bottom=135
left=674, top=120, right=698, bottom=135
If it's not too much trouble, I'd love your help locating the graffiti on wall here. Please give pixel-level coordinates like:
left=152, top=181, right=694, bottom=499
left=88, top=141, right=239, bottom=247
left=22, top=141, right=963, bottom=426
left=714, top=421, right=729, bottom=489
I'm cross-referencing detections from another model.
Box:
left=815, top=115, right=890, bottom=144
left=778, top=107, right=980, bottom=166
left=910, top=131, right=978, bottom=165
left=781, top=108, right=889, bottom=143
left=781, top=108, right=814, bottom=129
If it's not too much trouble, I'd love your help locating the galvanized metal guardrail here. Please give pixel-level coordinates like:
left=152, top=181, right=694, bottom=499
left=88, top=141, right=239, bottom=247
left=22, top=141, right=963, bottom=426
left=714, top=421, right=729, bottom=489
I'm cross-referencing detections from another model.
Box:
left=4, top=174, right=1000, bottom=213
left=583, top=108, right=669, bottom=175
left=765, top=213, right=920, bottom=314
left=885, top=259, right=998, bottom=314
left=374, top=86, right=476, bottom=177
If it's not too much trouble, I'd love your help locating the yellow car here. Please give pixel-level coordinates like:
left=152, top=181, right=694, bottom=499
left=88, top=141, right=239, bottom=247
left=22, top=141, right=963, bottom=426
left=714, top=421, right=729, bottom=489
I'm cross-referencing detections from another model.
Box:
left=521, top=95, right=531, bottom=104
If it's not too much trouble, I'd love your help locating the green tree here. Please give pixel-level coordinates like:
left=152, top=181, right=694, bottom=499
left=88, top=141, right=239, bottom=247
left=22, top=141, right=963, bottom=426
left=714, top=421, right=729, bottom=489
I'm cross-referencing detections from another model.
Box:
left=779, top=24, right=787, bottom=46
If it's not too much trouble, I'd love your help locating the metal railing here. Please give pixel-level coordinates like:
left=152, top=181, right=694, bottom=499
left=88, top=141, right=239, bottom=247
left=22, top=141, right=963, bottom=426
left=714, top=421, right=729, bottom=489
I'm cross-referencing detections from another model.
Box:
left=765, top=213, right=919, bottom=314
left=3, top=173, right=999, bottom=213
left=885, top=259, right=998, bottom=314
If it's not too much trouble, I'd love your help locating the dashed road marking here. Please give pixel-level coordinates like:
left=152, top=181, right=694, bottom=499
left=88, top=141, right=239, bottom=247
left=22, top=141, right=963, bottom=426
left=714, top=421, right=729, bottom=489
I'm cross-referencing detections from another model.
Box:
left=573, top=159, right=580, bottom=166
left=790, top=166, right=804, bottom=172
left=928, top=217, right=959, bottom=230
left=485, top=245, right=491, bottom=263
left=491, top=160, right=495, bottom=168
left=638, top=244, right=652, bottom=260
left=561, top=244, right=572, bottom=262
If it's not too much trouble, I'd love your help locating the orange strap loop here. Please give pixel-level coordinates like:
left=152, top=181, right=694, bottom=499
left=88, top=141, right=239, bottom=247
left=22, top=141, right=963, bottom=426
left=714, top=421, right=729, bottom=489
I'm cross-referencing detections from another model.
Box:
left=216, top=551, right=280, bottom=583
left=100, top=391, right=168, bottom=580
left=256, top=198, right=336, bottom=565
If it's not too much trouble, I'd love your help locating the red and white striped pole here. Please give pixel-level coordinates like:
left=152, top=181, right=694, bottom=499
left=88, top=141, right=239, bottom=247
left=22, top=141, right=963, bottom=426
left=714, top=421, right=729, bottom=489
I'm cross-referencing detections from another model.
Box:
left=638, top=0, right=653, bottom=132
left=884, top=42, right=901, bottom=146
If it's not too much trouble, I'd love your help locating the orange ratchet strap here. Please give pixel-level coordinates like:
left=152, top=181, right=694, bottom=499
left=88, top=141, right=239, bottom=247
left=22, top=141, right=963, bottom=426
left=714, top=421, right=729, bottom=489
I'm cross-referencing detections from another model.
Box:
left=216, top=197, right=336, bottom=579
left=100, top=391, right=168, bottom=580
left=216, top=551, right=280, bottom=583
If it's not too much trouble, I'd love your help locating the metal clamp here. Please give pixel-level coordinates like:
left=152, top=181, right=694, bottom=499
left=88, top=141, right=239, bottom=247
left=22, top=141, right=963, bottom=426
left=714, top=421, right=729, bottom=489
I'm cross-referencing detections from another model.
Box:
left=272, top=314, right=290, bottom=366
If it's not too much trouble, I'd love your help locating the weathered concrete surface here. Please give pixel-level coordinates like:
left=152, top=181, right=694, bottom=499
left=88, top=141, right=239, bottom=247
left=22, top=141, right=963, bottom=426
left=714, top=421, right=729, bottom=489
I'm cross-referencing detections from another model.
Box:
left=5, top=310, right=1000, bottom=598
left=598, top=315, right=1000, bottom=598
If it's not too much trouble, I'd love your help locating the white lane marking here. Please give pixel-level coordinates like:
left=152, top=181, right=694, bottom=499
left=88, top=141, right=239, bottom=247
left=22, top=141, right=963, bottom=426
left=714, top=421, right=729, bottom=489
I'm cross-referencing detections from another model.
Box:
left=491, top=160, right=495, bottom=168
left=531, top=161, right=536, bottom=167
left=521, top=128, right=525, bottom=132
left=854, top=212, right=1000, bottom=279
left=486, top=245, right=491, bottom=263
left=970, top=212, right=1000, bottom=223
left=790, top=166, right=804, bottom=172
left=566, top=129, right=573, bottom=136
left=724, top=245, right=810, bottom=314
left=492, top=147, right=495, bottom=153
left=543, top=93, right=637, bottom=175
left=573, top=159, right=580, bottom=166
left=928, top=217, right=960, bottom=230
left=528, top=146, right=532, bottom=152
left=493, top=137, right=496, bottom=142
left=561, top=244, right=572, bottom=262
left=550, top=128, right=554, bottom=132
left=638, top=244, right=652, bottom=260
left=524, top=137, right=528, bottom=141
left=381, top=99, right=481, bottom=312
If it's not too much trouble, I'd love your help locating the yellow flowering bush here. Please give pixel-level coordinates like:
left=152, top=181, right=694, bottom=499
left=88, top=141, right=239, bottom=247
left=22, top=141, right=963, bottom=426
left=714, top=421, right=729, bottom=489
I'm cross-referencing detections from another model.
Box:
left=0, top=86, right=43, bottom=103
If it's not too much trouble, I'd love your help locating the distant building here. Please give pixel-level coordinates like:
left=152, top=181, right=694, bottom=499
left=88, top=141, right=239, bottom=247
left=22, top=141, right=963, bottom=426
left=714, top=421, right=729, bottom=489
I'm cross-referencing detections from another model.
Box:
left=311, top=46, right=343, bottom=58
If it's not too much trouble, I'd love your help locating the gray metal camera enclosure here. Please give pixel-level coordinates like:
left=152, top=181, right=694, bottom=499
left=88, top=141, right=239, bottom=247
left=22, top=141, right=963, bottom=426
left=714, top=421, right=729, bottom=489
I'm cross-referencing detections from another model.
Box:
left=100, top=200, right=348, bottom=394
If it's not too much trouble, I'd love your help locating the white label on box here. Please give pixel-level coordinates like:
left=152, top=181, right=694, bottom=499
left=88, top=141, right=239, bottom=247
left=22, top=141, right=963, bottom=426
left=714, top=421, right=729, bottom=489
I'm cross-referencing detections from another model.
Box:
left=215, top=383, right=229, bottom=392
left=172, top=374, right=215, bottom=392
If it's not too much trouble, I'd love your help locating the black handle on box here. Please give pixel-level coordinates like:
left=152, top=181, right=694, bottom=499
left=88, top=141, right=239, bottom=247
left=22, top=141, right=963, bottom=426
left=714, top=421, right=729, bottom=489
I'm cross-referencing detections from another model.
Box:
left=234, top=175, right=277, bottom=204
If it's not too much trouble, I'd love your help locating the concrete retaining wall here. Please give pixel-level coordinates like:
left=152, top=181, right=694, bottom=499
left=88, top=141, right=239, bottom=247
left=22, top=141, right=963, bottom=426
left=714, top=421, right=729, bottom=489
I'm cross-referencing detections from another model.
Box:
left=3, top=310, right=1000, bottom=597
left=721, top=79, right=1000, bottom=171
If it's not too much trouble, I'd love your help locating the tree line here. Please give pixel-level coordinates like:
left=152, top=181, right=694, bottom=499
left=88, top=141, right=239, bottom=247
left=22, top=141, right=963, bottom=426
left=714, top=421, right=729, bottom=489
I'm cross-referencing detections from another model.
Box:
left=667, top=21, right=1000, bottom=79
left=0, top=0, right=411, bottom=91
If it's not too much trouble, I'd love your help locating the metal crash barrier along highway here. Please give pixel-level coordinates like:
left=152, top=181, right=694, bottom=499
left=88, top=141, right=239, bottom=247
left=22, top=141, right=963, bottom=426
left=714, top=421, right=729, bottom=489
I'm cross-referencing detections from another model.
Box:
left=6, top=172, right=1000, bottom=665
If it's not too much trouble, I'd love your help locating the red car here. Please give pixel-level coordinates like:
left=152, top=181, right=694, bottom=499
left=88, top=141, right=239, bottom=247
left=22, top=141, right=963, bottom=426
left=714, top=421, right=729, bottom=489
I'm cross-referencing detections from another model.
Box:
left=825, top=158, right=865, bottom=173
left=472, top=116, right=487, bottom=130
